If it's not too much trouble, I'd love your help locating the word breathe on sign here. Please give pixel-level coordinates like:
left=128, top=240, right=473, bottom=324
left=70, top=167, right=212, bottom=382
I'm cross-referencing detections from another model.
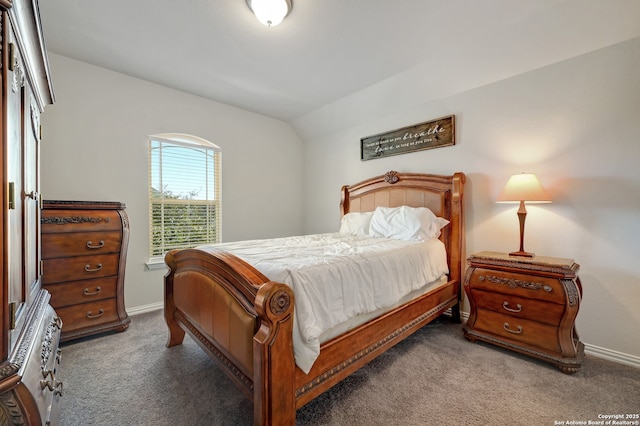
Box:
left=360, top=115, right=455, bottom=161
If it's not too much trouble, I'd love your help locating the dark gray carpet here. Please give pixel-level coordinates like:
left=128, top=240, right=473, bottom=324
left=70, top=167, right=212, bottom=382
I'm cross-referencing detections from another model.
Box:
left=59, top=310, right=639, bottom=425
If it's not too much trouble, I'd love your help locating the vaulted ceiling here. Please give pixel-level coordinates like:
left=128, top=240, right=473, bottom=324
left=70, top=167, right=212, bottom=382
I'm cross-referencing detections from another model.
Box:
left=40, top=0, right=640, bottom=123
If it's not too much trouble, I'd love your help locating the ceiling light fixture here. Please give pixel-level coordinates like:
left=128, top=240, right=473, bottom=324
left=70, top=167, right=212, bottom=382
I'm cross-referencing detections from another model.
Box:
left=246, top=0, right=292, bottom=27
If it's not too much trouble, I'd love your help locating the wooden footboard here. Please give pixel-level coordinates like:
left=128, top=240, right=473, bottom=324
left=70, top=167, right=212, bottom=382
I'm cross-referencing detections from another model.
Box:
left=164, top=171, right=465, bottom=425
left=164, top=248, right=297, bottom=424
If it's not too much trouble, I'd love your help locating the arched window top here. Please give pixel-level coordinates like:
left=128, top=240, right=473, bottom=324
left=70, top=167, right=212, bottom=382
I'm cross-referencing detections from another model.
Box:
left=149, top=133, right=221, bottom=151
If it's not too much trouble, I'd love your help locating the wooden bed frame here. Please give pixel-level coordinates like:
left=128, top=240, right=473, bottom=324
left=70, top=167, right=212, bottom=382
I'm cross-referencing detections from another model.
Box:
left=164, top=170, right=465, bottom=425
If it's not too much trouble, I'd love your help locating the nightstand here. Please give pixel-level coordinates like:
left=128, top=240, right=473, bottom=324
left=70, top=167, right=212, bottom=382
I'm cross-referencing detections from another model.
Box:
left=463, top=251, right=584, bottom=373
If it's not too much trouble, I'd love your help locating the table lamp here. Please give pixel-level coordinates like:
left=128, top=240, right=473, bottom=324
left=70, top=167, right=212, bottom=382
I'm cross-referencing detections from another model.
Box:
left=497, top=173, right=551, bottom=257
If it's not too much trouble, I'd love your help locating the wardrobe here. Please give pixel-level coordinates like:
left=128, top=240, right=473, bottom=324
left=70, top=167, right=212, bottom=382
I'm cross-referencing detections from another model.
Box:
left=0, top=0, right=58, bottom=424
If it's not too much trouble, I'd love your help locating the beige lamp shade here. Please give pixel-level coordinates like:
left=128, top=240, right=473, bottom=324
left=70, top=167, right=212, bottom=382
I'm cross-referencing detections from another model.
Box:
left=497, top=173, right=551, bottom=203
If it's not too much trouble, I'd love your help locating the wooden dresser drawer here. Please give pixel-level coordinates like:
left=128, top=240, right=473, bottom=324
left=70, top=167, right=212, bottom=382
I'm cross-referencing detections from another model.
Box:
left=468, top=267, right=566, bottom=304
left=470, top=288, right=565, bottom=326
left=473, top=308, right=561, bottom=354
left=42, top=231, right=122, bottom=258
left=42, top=209, right=122, bottom=233
left=45, top=277, right=117, bottom=308
left=42, top=253, right=120, bottom=284
left=56, top=299, right=120, bottom=333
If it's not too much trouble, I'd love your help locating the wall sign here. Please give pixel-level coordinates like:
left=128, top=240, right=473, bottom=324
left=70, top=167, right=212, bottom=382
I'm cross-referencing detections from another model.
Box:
left=360, top=115, right=455, bottom=161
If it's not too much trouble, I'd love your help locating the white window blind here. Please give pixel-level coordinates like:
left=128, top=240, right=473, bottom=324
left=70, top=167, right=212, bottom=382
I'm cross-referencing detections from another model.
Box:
left=148, top=134, right=221, bottom=260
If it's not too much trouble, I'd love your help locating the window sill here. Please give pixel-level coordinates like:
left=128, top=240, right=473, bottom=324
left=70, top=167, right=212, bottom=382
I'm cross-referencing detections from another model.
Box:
left=145, top=258, right=168, bottom=271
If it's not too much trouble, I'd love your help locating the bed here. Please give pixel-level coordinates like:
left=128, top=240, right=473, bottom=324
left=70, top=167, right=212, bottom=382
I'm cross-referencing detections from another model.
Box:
left=164, top=170, right=465, bottom=425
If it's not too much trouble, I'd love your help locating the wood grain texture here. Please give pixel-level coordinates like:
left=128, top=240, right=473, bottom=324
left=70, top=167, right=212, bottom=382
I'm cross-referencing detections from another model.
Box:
left=463, top=251, right=584, bottom=373
left=42, top=201, right=131, bottom=342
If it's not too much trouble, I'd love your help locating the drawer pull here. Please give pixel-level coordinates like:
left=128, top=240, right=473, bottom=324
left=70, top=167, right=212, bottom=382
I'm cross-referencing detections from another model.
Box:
left=86, top=309, right=105, bottom=319
left=54, top=383, right=64, bottom=397
left=83, top=286, right=102, bottom=296
left=503, top=322, right=523, bottom=334
left=86, top=240, right=105, bottom=249
left=41, top=376, right=63, bottom=396
left=84, top=263, right=103, bottom=272
left=502, top=301, right=522, bottom=313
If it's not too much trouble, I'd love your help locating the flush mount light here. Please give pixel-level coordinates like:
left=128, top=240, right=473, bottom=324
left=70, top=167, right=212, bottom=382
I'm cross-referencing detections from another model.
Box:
left=246, top=0, right=292, bottom=27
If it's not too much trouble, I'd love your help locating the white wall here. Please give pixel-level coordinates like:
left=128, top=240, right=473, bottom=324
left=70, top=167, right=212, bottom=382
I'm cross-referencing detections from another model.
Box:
left=41, top=54, right=305, bottom=311
left=295, top=37, right=640, bottom=362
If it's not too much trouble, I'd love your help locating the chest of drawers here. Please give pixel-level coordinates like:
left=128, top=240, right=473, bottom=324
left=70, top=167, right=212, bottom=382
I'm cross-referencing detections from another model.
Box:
left=463, top=251, right=584, bottom=373
left=41, top=200, right=131, bottom=342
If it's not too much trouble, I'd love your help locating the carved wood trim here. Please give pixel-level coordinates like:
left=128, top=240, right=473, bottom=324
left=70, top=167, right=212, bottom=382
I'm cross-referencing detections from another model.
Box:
left=562, top=279, right=580, bottom=306
left=478, top=274, right=553, bottom=293
left=6, top=292, right=49, bottom=374
left=41, top=216, right=110, bottom=225
left=40, top=317, right=62, bottom=369
left=118, top=209, right=130, bottom=230
left=295, top=296, right=456, bottom=399
left=10, top=45, right=25, bottom=93
left=0, top=363, right=19, bottom=381
left=175, top=310, right=254, bottom=394
left=384, top=170, right=399, bottom=184
left=0, top=391, right=27, bottom=426
left=6, top=0, right=55, bottom=109
left=269, top=290, right=291, bottom=316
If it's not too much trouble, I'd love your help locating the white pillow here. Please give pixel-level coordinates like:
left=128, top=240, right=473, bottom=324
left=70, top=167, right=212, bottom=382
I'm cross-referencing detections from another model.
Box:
left=369, top=206, right=449, bottom=241
left=339, top=211, right=374, bottom=236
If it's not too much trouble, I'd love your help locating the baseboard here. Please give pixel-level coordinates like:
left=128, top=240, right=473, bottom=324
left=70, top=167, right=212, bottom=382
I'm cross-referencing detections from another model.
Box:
left=584, top=343, right=640, bottom=369
left=460, top=310, right=469, bottom=322
left=127, top=302, right=163, bottom=316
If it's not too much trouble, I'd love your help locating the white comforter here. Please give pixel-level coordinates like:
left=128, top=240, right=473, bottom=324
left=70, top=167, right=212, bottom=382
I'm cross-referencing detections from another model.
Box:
left=198, top=233, right=448, bottom=373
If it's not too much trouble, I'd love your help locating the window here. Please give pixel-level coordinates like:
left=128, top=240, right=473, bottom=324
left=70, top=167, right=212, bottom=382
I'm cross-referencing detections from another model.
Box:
left=148, top=134, right=221, bottom=263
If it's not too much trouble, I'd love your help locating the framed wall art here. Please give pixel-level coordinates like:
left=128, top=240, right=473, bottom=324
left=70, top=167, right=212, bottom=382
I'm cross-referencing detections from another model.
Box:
left=360, top=115, right=455, bottom=161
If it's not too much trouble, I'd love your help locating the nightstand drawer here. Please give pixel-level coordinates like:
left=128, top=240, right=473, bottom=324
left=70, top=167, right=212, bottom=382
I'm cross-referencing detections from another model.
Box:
left=469, top=268, right=565, bottom=304
left=470, top=289, right=564, bottom=326
left=42, top=231, right=122, bottom=258
left=474, top=309, right=561, bottom=353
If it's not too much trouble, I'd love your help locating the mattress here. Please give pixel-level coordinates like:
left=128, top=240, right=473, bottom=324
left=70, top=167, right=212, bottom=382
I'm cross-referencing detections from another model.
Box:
left=198, top=233, right=449, bottom=373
